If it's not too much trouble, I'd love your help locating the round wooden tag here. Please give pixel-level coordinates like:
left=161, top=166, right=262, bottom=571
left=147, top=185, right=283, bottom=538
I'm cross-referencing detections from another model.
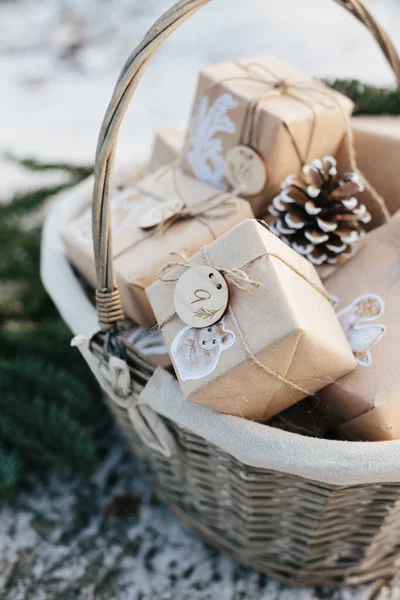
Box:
left=173, top=266, right=229, bottom=328
left=225, top=145, right=268, bottom=196
left=139, top=197, right=185, bottom=230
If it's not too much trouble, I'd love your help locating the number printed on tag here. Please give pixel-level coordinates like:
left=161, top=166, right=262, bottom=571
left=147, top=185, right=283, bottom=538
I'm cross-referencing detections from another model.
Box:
left=173, top=266, right=229, bottom=328
left=225, top=145, right=268, bottom=196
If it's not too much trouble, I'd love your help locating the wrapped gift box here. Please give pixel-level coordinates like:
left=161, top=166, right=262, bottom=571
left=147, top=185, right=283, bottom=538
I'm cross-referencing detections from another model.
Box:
left=337, top=116, right=400, bottom=217
left=122, top=325, right=171, bottom=369
left=146, top=219, right=356, bottom=420
left=149, top=125, right=186, bottom=172
left=320, top=212, right=400, bottom=440
left=181, top=56, right=354, bottom=217
left=63, top=167, right=253, bottom=326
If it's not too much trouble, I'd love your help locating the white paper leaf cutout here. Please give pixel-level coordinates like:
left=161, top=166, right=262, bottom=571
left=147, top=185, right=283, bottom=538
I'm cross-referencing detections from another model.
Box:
left=186, top=93, right=239, bottom=189
left=71, top=188, right=153, bottom=245
left=336, top=293, right=386, bottom=367
left=127, top=328, right=168, bottom=356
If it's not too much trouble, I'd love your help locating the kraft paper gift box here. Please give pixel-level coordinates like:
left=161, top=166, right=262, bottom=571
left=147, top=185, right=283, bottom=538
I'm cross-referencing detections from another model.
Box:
left=319, top=212, right=400, bottom=441
left=62, top=167, right=253, bottom=327
left=337, top=116, right=400, bottom=217
left=122, top=325, right=172, bottom=369
left=180, top=56, right=354, bottom=218
left=146, top=219, right=356, bottom=420
left=149, top=125, right=186, bottom=172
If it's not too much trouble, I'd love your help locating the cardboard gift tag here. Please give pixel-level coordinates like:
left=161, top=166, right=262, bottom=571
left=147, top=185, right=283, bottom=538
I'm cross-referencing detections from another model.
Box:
left=173, top=266, right=229, bottom=327
left=181, top=56, right=354, bottom=217
left=63, top=167, right=254, bottom=326
left=225, top=145, right=268, bottom=195
left=147, top=219, right=356, bottom=421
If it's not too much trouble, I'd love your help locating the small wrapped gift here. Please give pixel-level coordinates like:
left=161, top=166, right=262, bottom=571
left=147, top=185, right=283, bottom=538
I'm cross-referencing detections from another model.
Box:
left=122, top=325, right=171, bottom=369
left=62, top=167, right=253, bottom=327
left=337, top=116, right=400, bottom=217
left=149, top=125, right=186, bottom=172
left=180, top=56, right=354, bottom=217
left=319, top=212, right=400, bottom=441
left=146, top=220, right=356, bottom=420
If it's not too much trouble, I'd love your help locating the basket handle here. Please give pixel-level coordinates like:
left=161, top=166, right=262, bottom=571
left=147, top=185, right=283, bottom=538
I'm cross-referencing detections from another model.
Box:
left=92, top=0, right=400, bottom=331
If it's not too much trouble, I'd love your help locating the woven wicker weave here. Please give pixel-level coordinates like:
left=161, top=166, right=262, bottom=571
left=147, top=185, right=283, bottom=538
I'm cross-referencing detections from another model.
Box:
left=104, top=364, right=400, bottom=587
left=48, top=0, right=400, bottom=587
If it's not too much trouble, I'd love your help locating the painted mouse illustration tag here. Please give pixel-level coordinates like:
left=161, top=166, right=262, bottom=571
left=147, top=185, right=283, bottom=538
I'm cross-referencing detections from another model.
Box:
left=171, top=319, right=235, bottom=381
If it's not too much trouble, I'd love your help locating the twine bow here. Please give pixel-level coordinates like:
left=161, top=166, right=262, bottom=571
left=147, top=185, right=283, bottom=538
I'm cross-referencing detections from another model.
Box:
left=157, top=251, right=262, bottom=292
left=182, top=59, right=388, bottom=224
left=195, top=60, right=360, bottom=179
left=154, top=188, right=240, bottom=235
left=112, top=168, right=242, bottom=260
left=156, top=246, right=332, bottom=400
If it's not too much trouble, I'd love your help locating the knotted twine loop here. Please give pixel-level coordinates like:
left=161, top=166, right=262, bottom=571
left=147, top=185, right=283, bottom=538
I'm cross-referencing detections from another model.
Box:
left=157, top=251, right=262, bottom=292
left=155, top=189, right=241, bottom=235
left=156, top=247, right=332, bottom=399
left=188, top=60, right=335, bottom=172
left=183, top=60, right=388, bottom=222
left=112, top=164, right=243, bottom=261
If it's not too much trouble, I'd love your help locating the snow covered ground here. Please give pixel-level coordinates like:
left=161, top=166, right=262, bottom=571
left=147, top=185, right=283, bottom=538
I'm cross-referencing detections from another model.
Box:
left=1, top=0, right=400, bottom=168
left=2, top=431, right=400, bottom=600
left=2, top=1, right=400, bottom=598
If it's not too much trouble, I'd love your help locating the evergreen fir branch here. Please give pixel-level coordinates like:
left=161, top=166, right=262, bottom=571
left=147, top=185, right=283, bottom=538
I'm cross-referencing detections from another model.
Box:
left=324, top=79, right=400, bottom=115
left=0, top=221, right=55, bottom=324
left=4, top=152, right=93, bottom=180
left=0, top=158, right=104, bottom=492
left=0, top=323, right=100, bottom=395
left=0, top=441, right=22, bottom=494
left=0, top=155, right=91, bottom=218
left=0, top=183, right=75, bottom=218
left=0, top=280, right=56, bottom=325
left=0, top=357, right=104, bottom=427
left=0, top=392, right=98, bottom=474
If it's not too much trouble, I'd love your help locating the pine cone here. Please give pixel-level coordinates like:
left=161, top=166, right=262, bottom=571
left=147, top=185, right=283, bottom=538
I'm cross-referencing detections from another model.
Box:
left=269, top=156, right=371, bottom=266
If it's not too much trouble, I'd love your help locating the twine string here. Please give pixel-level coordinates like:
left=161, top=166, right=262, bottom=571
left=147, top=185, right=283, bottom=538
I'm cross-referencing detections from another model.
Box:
left=188, top=60, right=339, bottom=173
left=230, top=61, right=388, bottom=207
left=226, top=306, right=310, bottom=397
left=112, top=167, right=242, bottom=260
left=236, top=62, right=322, bottom=169
left=157, top=251, right=263, bottom=291
left=183, top=60, right=361, bottom=179
left=156, top=247, right=331, bottom=398
left=157, top=251, right=330, bottom=303
left=180, top=59, right=387, bottom=220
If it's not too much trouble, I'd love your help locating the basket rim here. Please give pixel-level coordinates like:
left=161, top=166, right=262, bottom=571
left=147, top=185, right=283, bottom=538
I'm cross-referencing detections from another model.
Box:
left=41, top=169, right=400, bottom=487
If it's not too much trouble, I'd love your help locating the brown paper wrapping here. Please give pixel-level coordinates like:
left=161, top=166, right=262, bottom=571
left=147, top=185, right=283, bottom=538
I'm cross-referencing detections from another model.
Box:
left=149, top=125, right=186, bottom=172
left=337, top=116, right=400, bottom=218
left=62, top=167, right=253, bottom=327
left=146, top=220, right=356, bottom=420
left=181, top=56, right=354, bottom=217
left=320, top=212, right=400, bottom=441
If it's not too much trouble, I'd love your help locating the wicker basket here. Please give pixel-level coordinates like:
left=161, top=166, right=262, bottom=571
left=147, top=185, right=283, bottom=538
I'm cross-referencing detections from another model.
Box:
left=41, top=0, right=400, bottom=587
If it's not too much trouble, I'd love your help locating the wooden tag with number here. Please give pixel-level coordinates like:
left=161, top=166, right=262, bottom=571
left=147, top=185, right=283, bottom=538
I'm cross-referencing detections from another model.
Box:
left=173, top=266, right=229, bottom=328
left=139, top=197, right=185, bottom=230
left=225, top=145, right=268, bottom=196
